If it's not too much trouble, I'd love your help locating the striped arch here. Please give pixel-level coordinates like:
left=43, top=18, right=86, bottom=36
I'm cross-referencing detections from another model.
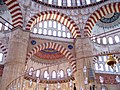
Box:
left=26, top=42, right=76, bottom=73
left=0, top=41, right=7, bottom=58
left=26, top=11, right=81, bottom=38
left=84, top=2, right=120, bottom=37
left=3, top=0, right=23, bottom=28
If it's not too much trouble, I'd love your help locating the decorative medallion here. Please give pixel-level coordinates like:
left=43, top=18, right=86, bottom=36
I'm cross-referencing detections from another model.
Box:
left=31, top=40, right=36, bottom=45
left=68, top=45, right=73, bottom=49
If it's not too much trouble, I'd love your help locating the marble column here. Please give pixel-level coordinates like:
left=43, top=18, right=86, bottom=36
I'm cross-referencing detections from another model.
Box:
left=75, top=38, right=94, bottom=90
left=1, top=27, right=29, bottom=90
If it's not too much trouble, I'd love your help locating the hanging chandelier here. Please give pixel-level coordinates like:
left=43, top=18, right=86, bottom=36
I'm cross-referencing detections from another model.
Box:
left=106, top=55, right=117, bottom=69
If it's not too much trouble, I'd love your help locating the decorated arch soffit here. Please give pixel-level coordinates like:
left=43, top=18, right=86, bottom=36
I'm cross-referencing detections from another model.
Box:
left=34, top=48, right=64, bottom=60
left=26, top=42, right=77, bottom=73
left=84, top=2, right=120, bottom=37
left=3, top=0, right=23, bottom=28
left=0, top=41, right=8, bottom=60
left=26, top=11, right=81, bottom=38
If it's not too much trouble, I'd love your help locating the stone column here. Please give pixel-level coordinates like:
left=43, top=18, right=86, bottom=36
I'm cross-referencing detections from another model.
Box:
left=1, top=27, right=29, bottom=90
left=75, top=38, right=94, bottom=90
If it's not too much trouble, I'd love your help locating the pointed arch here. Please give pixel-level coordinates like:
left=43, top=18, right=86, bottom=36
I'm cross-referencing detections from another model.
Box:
left=84, top=2, right=120, bottom=37
left=3, top=0, right=23, bottom=28
left=26, top=42, right=76, bottom=73
left=26, top=11, right=81, bottom=38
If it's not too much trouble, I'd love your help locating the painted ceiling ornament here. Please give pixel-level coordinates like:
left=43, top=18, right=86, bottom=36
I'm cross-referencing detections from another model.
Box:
left=100, top=12, right=120, bottom=23
left=68, top=45, right=73, bottom=49
left=32, top=48, right=64, bottom=64
left=37, top=48, right=64, bottom=60
left=31, top=40, right=36, bottom=45
left=96, top=13, right=120, bottom=29
left=41, top=48, right=58, bottom=54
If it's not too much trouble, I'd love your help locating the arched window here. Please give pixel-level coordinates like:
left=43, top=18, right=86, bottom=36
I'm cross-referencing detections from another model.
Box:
left=67, top=68, right=72, bottom=76
left=67, top=32, right=71, bottom=38
left=67, top=0, right=71, bottom=6
left=58, top=31, right=61, bottom=37
left=97, top=38, right=101, bottom=44
left=81, top=0, right=86, bottom=5
left=115, top=35, right=120, bottom=43
left=29, top=67, right=34, bottom=76
left=52, top=71, right=56, bottom=78
left=4, top=23, right=9, bottom=30
left=48, top=30, right=52, bottom=35
left=48, top=0, right=52, bottom=4
left=99, top=56, right=103, bottom=61
left=103, top=56, right=107, bottom=62
left=102, top=37, right=107, bottom=44
left=39, top=22, right=42, bottom=28
left=0, top=53, right=3, bottom=62
left=33, top=28, right=37, bottom=33
left=108, top=37, right=113, bottom=44
left=59, top=70, right=64, bottom=78
left=43, top=29, right=47, bottom=35
left=58, top=23, right=61, bottom=30
left=62, top=0, right=67, bottom=6
left=49, top=21, right=52, bottom=27
left=53, top=21, right=56, bottom=28
left=44, top=21, right=47, bottom=28
left=86, top=0, right=90, bottom=4
left=77, top=0, right=81, bottom=6
left=62, top=32, right=66, bottom=37
left=58, top=0, right=62, bottom=6
left=44, top=70, right=49, bottom=78
left=38, top=28, right=42, bottom=34
left=36, top=70, right=40, bottom=77
left=95, top=63, right=99, bottom=71
left=53, top=31, right=56, bottom=36
left=62, top=26, right=65, bottom=31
